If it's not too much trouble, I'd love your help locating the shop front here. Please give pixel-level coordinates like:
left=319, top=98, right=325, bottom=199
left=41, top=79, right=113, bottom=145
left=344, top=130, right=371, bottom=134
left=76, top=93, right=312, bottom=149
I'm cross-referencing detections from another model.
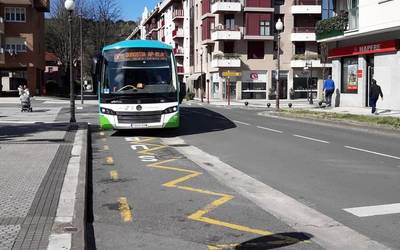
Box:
left=329, top=40, right=399, bottom=109
left=241, top=71, right=267, bottom=100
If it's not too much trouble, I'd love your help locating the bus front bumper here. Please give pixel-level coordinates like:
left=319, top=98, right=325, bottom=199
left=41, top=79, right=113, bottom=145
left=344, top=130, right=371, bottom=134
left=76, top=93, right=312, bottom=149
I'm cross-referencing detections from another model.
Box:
left=99, top=112, right=180, bottom=130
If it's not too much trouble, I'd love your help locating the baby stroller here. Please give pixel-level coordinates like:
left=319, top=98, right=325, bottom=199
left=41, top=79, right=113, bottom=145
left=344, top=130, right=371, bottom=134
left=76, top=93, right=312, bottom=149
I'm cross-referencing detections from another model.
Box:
left=20, top=94, right=32, bottom=112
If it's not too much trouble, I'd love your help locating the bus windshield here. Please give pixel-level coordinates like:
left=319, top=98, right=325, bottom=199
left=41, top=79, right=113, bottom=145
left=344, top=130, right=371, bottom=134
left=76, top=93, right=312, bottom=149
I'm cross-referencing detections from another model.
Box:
left=102, top=48, right=176, bottom=95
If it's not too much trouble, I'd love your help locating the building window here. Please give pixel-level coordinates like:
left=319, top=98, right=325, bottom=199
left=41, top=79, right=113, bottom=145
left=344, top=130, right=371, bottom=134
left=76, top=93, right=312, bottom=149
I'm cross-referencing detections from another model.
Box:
left=5, top=39, right=27, bottom=53
left=247, top=41, right=264, bottom=59
left=294, top=42, right=305, bottom=55
left=259, top=21, right=270, bottom=36
left=5, top=7, right=26, bottom=22
left=322, top=0, right=334, bottom=19
left=341, top=56, right=358, bottom=94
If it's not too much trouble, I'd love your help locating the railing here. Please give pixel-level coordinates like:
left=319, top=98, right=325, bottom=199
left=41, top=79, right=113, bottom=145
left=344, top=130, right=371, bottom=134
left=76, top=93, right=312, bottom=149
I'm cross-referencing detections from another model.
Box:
left=211, top=24, right=240, bottom=32
left=173, top=48, right=184, bottom=54
left=245, top=0, right=273, bottom=8
left=292, top=54, right=320, bottom=60
left=316, top=10, right=349, bottom=40
left=293, top=0, right=321, bottom=5
left=172, top=28, right=184, bottom=37
left=213, top=53, right=240, bottom=60
left=177, top=66, right=184, bottom=73
left=293, top=26, right=315, bottom=33
left=173, top=9, right=184, bottom=18
left=243, top=27, right=271, bottom=36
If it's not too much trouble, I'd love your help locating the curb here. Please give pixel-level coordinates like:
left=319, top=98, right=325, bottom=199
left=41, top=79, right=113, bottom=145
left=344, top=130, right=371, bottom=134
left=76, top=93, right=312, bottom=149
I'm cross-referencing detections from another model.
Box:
left=47, top=123, right=89, bottom=250
left=258, top=111, right=400, bottom=138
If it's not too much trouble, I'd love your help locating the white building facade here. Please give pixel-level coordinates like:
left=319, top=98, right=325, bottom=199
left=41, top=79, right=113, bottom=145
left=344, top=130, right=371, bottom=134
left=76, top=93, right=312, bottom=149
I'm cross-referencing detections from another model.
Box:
left=317, top=0, right=400, bottom=110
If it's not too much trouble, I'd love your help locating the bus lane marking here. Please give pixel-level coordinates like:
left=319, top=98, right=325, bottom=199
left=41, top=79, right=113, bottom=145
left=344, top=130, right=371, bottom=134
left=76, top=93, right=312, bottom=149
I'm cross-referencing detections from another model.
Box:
left=110, top=170, right=119, bottom=181
left=118, top=197, right=133, bottom=222
left=128, top=137, right=300, bottom=245
left=104, top=156, right=114, bottom=165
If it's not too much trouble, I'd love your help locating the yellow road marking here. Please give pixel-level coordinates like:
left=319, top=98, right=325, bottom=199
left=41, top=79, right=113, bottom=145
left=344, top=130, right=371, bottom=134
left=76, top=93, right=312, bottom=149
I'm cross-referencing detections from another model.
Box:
left=146, top=158, right=274, bottom=236
left=137, top=143, right=167, bottom=155
left=110, top=170, right=119, bottom=181
left=105, top=156, right=114, bottom=165
left=103, top=145, right=110, bottom=151
left=118, top=197, right=133, bottom=222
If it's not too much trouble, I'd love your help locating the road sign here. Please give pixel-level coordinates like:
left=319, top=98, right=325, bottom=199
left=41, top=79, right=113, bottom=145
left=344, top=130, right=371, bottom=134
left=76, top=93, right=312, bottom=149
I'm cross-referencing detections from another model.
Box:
left=222, top=71, right=241, bottom=77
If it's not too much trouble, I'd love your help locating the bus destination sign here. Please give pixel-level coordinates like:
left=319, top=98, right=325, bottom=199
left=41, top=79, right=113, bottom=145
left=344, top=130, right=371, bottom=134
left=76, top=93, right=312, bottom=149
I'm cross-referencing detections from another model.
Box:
left=114, top=51, right=168, bottom=62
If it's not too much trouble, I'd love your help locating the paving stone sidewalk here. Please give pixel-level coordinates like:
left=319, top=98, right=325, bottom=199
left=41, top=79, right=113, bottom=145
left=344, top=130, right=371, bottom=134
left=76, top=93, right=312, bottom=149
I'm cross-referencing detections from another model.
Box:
left=0, top=100, right=80, bottom=250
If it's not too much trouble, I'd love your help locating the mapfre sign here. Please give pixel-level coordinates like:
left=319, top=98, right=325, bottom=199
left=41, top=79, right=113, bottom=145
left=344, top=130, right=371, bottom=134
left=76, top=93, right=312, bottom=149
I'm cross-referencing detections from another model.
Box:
left=328, top=40, right=399, bottom=59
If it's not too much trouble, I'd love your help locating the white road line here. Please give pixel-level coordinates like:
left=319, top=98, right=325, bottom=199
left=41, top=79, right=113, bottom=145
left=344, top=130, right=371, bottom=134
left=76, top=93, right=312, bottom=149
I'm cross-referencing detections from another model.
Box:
left=162, top=137, right=388, bottom=250
left=233, top=120, right=250, bottom=126
left=293, top=134, right=330, bottom=144
left=256, top=126, right=283, bottom=133
left=344, top=146, right=400, bottom=160
left=344, top=203, right=400, bottom=217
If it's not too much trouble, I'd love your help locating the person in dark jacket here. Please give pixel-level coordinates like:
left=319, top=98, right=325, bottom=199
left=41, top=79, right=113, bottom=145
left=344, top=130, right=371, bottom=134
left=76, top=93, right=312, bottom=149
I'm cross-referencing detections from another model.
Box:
left=369, top=79, right=383, bottom=114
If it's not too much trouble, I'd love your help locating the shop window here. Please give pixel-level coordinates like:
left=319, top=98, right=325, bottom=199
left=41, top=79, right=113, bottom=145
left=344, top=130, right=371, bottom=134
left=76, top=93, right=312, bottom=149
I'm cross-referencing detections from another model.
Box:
left=247, top=41, right=264, bottom=59
left=341, top=56, right=358, bottom=94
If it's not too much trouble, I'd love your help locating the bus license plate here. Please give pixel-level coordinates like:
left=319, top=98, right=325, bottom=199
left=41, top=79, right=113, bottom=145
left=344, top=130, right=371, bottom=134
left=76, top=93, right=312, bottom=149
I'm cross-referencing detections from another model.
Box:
left=131, top=123, right=148, bottom=128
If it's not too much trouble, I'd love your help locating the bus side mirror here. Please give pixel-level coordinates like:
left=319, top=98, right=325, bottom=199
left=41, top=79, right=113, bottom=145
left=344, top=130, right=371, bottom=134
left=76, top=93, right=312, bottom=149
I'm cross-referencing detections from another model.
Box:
left=91, top=54, right=103, bottom=86
left=179, top=82, right=186, bottom=104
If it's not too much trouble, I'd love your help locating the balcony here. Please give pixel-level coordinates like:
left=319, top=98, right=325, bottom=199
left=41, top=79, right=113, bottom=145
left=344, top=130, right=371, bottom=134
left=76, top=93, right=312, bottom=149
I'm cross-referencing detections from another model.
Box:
left=173, top=48, right=184, bottom=56
left=211, top=25, right=241, bottom=41
left=292, top=0, right=321, bottom=14
left=177, top=65, right=184, bottom=75
left=291, top=27, right=316, bottom=41
left=0, top=17, right=4, bottom=34
left=172, top=28, right=184, bottom=39
left=211, top=0, right=242, bottom=14
left=211, top=53, right=241, bottom=68
left=173, top=9, right=184, bottom=20
left=316, top=11, right=349, bottom=41
left=244, top=0, right=274, bottom=12
left=291, top=54, right=331, bottom=68
left=243, top=27, right=273, bottom=40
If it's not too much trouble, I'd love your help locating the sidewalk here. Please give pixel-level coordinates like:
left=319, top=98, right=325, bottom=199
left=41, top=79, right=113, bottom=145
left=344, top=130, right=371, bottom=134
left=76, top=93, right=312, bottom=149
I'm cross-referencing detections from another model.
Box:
left=0, top=105, right=88, bottom=249
left=191, top=98, right=400, bottom=118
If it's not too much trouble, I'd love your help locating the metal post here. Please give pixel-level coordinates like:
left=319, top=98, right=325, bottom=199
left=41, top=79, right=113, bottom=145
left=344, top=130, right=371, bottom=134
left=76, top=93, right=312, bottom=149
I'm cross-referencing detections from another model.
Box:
left=309, top=61, right=313, bottom=104
left=80, top=14, right=84, bottom=104
left=69, top=11, right=76, bottom=123
left=207, top=79, right=210, bottom=104
left=276, top=32, right=280, bottom=110
left=200, top=53, right=203, bottom=102
left=227, top=77, right=230, bottom=106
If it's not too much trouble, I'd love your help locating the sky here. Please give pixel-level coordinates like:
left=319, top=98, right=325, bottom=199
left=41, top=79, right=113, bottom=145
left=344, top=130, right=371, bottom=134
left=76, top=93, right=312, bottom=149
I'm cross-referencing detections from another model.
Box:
left=118, top=0, right=159, bottom=21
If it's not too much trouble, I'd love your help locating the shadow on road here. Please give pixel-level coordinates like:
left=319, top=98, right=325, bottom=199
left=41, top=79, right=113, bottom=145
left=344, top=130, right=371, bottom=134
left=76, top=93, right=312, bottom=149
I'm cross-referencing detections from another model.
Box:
left=233, top=232, right=313, bottom=249
left=109, top=107, right=236, bottom=138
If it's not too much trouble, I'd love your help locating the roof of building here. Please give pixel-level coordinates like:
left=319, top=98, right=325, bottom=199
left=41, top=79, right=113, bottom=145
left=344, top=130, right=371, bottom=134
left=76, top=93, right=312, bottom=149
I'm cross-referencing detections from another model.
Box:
left=45, top=52, right=59, bottom=62
left=102, top=40, right=172, bottom=52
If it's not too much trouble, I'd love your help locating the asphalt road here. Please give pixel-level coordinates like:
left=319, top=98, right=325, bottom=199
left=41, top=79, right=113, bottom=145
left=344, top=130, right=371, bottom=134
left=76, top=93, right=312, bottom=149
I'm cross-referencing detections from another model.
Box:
left=84, top=100, right=400, bottom=249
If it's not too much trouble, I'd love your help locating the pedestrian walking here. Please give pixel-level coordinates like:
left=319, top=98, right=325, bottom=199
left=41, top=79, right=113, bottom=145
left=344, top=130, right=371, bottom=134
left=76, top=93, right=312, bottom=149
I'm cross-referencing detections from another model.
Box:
left=23, top=85, right=30, bottom=97
left=369, top=79, right=383, bottom=114
left=323, top=75, right=335, bottom=107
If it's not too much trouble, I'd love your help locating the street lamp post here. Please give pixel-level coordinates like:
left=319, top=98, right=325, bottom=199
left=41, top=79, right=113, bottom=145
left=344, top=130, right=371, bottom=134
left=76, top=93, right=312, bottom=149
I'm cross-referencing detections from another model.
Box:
left=80, top=14, right=84, bottom=105
left=65, top=0, right=76, bottom=123
left=275, top=18, right=283, bottom=110
left=304, top=61, right=313, bottom=104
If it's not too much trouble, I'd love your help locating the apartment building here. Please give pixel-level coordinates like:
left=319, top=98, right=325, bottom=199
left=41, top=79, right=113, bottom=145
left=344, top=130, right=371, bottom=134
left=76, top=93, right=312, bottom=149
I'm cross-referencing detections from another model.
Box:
left=129, top=0, right=191, bottom=83
left=132, top=0, right=330, bottom=101
left=317, top=0, right=400, bottom=110
left=0, top=0, right=49, bottom=95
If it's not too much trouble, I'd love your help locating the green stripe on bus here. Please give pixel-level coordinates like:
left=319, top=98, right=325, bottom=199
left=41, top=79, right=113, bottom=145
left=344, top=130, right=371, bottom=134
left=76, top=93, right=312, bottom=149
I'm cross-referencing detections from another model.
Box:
left=165, top=113, right=180, bottom=128
left=99, top=115, right=113, bottom=130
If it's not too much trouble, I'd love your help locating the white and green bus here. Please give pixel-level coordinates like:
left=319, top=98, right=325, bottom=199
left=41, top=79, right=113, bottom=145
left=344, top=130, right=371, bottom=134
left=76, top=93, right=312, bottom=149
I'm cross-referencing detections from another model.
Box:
left=93, top=40, right=185, bottom=130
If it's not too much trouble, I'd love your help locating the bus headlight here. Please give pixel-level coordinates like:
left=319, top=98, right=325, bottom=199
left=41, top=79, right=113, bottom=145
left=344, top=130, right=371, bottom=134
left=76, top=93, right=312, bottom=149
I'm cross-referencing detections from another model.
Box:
left=162, top=106, right=178, bottom=114
left=100, top=107, right=116, bottom=115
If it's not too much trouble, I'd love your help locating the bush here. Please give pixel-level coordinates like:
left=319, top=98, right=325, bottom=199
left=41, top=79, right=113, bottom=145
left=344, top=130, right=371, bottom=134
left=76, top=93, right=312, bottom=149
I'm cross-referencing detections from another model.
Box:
left=316, top=11, right=348, bottom=35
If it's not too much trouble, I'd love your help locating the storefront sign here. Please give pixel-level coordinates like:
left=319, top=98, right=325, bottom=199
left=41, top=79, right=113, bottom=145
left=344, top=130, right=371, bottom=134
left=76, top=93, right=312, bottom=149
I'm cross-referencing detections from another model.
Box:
left=357, top=69, right=363, bottom=78
left=328, top=40, right=399, bottom=59
left=222, top=71, right=241, bottom=77
left=242, top=71, right=267, bottom=83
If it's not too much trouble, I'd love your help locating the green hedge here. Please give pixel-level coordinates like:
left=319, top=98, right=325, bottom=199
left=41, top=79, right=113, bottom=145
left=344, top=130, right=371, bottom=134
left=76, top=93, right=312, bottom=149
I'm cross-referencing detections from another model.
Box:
left=316, top=11, right=348, bottom=39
